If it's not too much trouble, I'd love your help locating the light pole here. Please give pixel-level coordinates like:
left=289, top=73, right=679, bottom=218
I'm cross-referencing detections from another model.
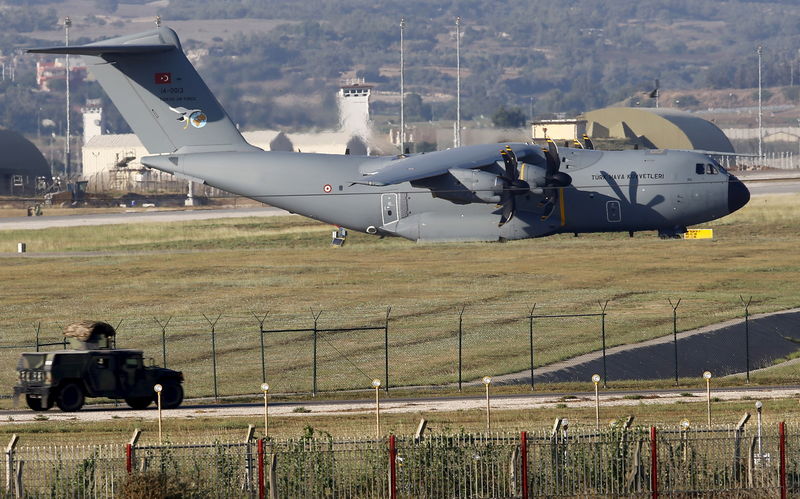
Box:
left=757, top=46, right=763, bottom=159
left=455, top=16, right=461, bottom=148
left=592, top=374, right=601, bottom=430
left=703, top=371, right=712, bottom=426
left=399, top=18, right=406, bottom=154
left=261, top=383, right=270, bottom=438
left=64, top=16, right=72, bottom=178
left=154, top=383, right=163, bottom=444
left=482, top=376, right=492, bottom=432
left=372, top=378, right=382, bottom=438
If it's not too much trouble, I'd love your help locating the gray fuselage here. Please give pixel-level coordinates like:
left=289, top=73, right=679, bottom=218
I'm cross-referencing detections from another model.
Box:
left=144, top=145, right=749, bottom=242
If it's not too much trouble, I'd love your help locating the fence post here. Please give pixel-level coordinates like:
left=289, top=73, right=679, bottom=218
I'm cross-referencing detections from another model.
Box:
left=668, top=299, right=681, bottom=386
left=257, top=438, right=265, bottom=499
left=13, top=462, right=22, bottom=499
left=34, top=322, right=40, bottom=352
left=311, top=310, right=322, bottom=396
left=127, top=428, right=141, bottom=475
left=740, top=296, right=752, bottom=384
left=780, top=421, right=787, bottom=499
left=153, top=316, right=172, bottom=369
left=269, top=454, right=277, bottom=499
left=5, top=434, right=18, bottom=495
left=125, top=444, right=132, bottom=474
left=203, top=314, right=222, bottom=401
left=252, top=312, right=269, bottom=384
left=245, top=425, right=256, bottom=492
left=389, top=434, right=397, bottom=499
left=599, top=301, right=609, bottom=388
left=384, top=307, right=391, bottom=393
left=458, top=305, right=465, bottom=391
left=520, top=431, right=529, bottom=499
left=650, top=426, right=658, bottom=499
left=528, top=305, right=536, bottom=391
left=733, top=413, right=751, bottom=484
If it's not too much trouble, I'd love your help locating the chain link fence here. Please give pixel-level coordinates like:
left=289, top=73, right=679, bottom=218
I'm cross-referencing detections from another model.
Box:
left=0, top=301, right=794, bottom=399
left=2, top=423, right=798, bottom=497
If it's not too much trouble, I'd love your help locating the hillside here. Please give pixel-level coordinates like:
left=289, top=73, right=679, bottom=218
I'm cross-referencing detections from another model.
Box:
left=3, top=0, right=800, bottom=136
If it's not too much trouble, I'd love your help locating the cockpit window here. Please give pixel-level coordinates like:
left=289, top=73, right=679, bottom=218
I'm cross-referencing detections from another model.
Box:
left=696, top=163, right=705, bottom=175
left=705, top=164, right=718, bottom=174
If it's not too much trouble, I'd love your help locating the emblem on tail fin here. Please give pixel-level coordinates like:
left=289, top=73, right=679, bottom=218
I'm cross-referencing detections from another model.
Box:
left=169, top=106, right=207, bottom=129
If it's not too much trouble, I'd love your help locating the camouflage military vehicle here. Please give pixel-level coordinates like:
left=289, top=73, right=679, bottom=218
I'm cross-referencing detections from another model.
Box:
left=13, top=321, right=183, bottom=412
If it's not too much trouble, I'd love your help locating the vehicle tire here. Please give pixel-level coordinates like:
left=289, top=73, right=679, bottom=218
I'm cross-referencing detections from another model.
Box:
left=125, top=396, right=153, bottom=410
left=159, top=381, right=183, bottom=409
left=25, top=394, right=53, bottom=411
left=55, top=382, right=85, bottom=412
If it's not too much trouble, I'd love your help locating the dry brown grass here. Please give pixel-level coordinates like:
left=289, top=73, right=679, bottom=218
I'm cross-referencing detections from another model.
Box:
left=0, top=194, right=798, bottom=398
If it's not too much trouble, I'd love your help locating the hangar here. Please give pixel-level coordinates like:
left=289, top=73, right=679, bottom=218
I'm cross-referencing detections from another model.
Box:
left=581, top=107, right=734, bottom=153
left=0, top=130, right=50, bottom=196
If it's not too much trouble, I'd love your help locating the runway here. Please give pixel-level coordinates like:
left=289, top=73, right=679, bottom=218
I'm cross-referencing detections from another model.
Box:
left=0, top=206, right=291, bottom=231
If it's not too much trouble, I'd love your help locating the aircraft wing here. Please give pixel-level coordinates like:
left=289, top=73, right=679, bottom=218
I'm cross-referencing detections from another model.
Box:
left=354, top=142, right=539, bottom=186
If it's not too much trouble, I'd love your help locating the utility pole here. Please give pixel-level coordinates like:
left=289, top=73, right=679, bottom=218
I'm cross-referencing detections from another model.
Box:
left=399, top=18, right=406, bottom=154
left=757, top=45, right=763, bottom=159
left=65, top=16, right=72, bottom=178
left=455, top=16, right=461, bottom=148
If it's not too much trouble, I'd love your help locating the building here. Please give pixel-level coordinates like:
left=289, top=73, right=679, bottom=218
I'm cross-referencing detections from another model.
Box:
left=35, top=58, right=87, bottom=92
left=531, top=119, right=587, bottom=142
left=0, top=130, right=50, bottom=196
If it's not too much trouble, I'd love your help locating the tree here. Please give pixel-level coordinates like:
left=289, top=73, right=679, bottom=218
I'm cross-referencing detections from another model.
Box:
left=491, top=106, right=526, bottom=127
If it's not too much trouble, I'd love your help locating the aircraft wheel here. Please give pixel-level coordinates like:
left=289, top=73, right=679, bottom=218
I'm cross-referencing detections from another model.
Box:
left=125, top=396, right=153, bottom=410
left=55, top=382, right=85, bottom=412
left=25, top=394, right=53, bottom=411
left=159, top=381, right=184, bottom=409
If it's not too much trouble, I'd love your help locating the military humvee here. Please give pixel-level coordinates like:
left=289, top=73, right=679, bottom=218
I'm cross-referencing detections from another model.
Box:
left=13, top=321, right=184, bottom=412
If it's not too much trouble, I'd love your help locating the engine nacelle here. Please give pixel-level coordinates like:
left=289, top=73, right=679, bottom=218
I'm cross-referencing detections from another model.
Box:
left=448, top=168, right=503, bottom=203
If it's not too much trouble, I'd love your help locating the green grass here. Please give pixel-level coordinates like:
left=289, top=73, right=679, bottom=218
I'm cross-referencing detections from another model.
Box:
left=0, top=194, right=799, bottom=399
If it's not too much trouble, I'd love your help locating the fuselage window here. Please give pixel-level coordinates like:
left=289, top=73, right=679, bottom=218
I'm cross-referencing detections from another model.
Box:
left=696, top=164, right=705, bottom=175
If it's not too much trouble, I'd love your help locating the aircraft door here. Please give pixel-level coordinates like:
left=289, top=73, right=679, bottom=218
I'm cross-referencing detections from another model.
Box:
left=606, top=200, right=621, bottom=223
left=381, top=193, right=400, bottom=226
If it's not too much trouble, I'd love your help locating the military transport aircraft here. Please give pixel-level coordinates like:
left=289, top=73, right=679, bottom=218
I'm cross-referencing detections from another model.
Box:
left=30, top=27, right=750, bottom=242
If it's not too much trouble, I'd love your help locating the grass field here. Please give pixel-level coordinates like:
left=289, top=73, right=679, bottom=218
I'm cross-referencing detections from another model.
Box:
left=1, top=193, right=799, bottom=400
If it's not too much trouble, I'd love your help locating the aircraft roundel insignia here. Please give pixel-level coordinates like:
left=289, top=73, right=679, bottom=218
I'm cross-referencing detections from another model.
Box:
left=323, top=184, right=332, bottom=193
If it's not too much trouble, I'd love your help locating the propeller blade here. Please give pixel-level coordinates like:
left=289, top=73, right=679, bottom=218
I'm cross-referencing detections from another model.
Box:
left=582, top=134, right=594, bottom=150
left=505, top=145, right=518, bottom=170
left=572, top=139, right=584, bottom=149
left=500, top=149, right=515, bottom=179
left=499, top=192, right=515, bottom=226
left=545, top=139, right=560, bottom=177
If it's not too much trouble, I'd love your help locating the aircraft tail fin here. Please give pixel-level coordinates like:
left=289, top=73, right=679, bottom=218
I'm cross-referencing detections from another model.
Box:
left=30, top=27, right=259, bottom=154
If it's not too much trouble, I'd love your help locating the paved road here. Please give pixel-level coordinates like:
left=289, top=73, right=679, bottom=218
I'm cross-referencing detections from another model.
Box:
left=3, top=384, right=798, bottom=424
left=0, top=206, right=291, bottom=231
left=492, top=308, right=800, bottom=385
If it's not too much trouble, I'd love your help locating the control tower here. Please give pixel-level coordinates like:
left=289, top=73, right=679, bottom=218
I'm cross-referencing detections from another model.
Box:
left=338, top=79, right=373, bottom=144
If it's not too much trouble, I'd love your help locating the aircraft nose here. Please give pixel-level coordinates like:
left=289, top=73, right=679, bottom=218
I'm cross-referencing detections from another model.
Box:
left=728, top=175, right=750, bottom=214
